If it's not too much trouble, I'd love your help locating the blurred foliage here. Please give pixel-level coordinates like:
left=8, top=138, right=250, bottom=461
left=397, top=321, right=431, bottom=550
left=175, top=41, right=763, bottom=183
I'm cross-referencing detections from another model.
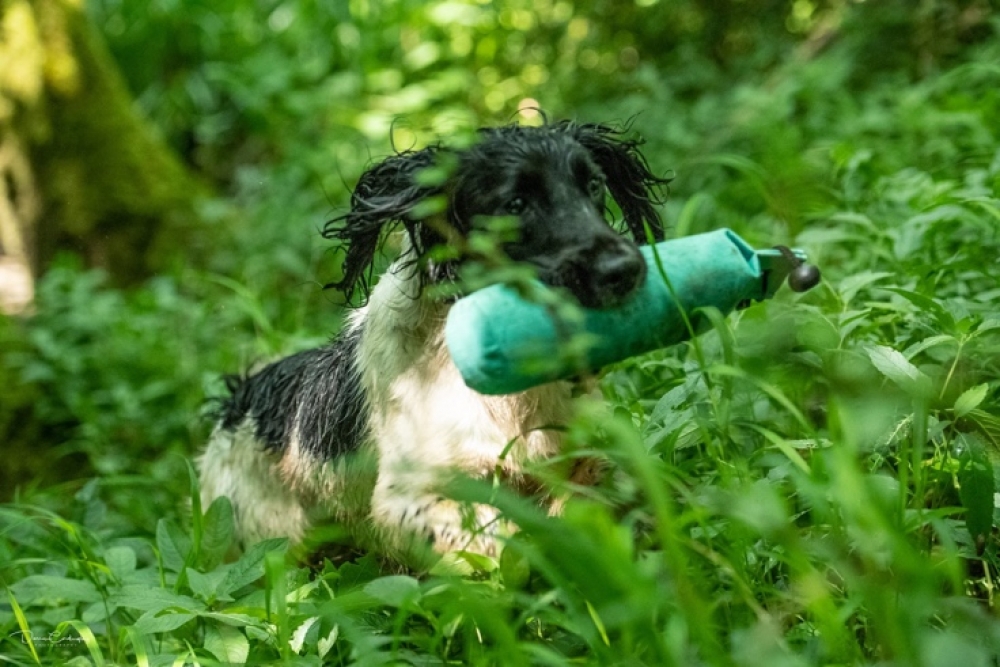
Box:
left=2, top=0, right=1000, bottom=664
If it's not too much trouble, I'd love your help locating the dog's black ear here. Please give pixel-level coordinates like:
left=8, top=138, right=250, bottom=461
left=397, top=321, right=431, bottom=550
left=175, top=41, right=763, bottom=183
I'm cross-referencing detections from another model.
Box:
left=560, top=121, right=670, bottom=243
left=323, top=146, right=445, bottom=304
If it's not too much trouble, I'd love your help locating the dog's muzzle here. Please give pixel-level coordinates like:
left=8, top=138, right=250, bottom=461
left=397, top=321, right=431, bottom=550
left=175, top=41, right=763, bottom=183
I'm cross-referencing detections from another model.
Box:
left=555, top=237, right=647, bottom=309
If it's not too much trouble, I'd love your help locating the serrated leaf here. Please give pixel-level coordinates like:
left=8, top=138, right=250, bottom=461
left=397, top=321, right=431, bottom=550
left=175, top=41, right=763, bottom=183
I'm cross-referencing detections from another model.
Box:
left=290, top=616, right=319, bottom=654
left=904, top=334, right=956, bottom=360
left=363, top=576, right=421, bottom=608
left=287, top=579, right=321, bottom=603
left=318, top=624, right=339, bottom=658
left=218, top=538, right=287, bottom=595
left=336, top=554, right=382, bottom=590
left=955, top=383, right=989, bottom=418
left=205, top=624, right=250, bottom=664
left=868, top=345, right=932, bottom=396
left=964, top=409, right=1000, bottom=449
left=104, top=546, right=137, bottom=580
left=199, top=496, right=234, bottom=571
left=133, top=609, right=197, bottom=634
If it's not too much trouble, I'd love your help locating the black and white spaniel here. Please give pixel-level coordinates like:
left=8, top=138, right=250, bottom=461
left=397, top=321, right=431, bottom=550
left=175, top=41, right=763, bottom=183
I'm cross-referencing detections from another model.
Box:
left=199, top=120, right=668, bottom=563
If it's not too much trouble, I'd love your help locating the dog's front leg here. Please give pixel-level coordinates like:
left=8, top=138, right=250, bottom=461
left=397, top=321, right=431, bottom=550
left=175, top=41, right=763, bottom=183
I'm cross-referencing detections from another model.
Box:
left=370, top=469, right=505, bottom=559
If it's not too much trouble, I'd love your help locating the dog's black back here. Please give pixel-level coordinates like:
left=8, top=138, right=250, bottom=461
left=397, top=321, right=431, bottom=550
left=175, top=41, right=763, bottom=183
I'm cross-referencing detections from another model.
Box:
left=217, top=324, right=366, bottom=460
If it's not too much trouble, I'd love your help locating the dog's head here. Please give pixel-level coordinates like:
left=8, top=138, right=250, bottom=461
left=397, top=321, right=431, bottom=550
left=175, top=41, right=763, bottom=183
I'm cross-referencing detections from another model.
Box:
left=324, top=121, right=669, bottom=309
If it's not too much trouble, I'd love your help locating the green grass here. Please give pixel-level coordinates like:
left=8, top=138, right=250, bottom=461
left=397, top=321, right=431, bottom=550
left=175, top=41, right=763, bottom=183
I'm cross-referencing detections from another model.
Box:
left=3, top=2, right=1000, bottom=665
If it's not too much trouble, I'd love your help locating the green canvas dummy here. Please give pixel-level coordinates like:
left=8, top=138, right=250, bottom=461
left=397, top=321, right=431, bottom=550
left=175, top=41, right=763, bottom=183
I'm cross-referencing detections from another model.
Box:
left=445, top=228, right=815, bottom=395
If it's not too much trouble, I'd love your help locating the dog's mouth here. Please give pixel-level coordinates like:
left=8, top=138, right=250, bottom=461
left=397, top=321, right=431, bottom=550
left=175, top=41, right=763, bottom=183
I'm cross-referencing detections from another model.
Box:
left=539, top=242, right=647, bottom=310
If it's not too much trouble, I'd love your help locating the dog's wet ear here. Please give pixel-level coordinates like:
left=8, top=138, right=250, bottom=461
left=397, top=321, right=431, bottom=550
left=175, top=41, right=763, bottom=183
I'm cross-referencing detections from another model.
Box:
left=323, top=146, right=446, bottom=304
left=559, top=121, right=670, bottom=244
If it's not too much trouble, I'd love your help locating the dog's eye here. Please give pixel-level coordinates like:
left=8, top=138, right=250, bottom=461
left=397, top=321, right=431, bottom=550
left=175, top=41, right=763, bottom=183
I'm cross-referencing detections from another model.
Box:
left=506, top=197, right=526, bottom=215
left=587, top=176, right=606, bottom=200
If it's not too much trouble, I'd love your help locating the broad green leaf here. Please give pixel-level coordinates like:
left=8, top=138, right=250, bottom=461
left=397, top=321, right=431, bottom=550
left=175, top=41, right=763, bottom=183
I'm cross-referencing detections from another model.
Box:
left=10, top=576, right=101, bottom=605
left=455, top=550, right=498, bottom=573
left=429, top=551, right=474, bottom=577
left=868, top=345, right=932, bottom=396
left=245, top=624, right=271, bottom=643
left=186, top=567, right=225, bottom=601
left=104, top=545, right=137, bottom=580
left=199, top=496, right=234, bottom=571
left=363, top=575, right=421, bottom=608
left=794, top=315, right=840, bottom=352
left=218, top=538, right=288, bottom=595
left=837, top=271, right=893, bottom=304
left=200, top=611, right=264, bottom=628
left=156, top=519, right=191, bottom=574
left=646, top=382, right=693, bottom=427
left=955, top=383, right=989, bottom=418
left=957, top=434, right=995, bottom=541
left=83, top=599, right=115, bottom=624
left=205, top=624, right=250, bottom=665
left=132, top=609, right=197, bottom=634
left=110, top=585, right=202, bottom=613
left=335, top=553, right=382, bottom=590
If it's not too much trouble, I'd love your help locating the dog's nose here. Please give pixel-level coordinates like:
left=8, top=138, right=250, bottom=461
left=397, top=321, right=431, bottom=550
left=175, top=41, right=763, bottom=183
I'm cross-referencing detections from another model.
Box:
left=594, top=249, right=645, bottom=298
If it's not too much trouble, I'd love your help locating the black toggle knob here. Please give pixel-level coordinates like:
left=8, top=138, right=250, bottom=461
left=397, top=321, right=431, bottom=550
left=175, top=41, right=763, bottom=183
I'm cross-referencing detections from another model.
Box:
left=773, top=244, right=821, bottom=293
left=788, top=263, right=822, bottom=292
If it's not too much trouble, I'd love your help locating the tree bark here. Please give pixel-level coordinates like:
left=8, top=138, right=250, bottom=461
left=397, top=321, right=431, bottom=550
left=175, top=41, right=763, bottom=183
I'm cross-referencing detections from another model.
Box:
left=0, top=0, right=200, bottom=312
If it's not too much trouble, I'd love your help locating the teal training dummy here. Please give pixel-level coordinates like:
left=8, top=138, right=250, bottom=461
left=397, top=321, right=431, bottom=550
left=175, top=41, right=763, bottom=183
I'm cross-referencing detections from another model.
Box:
left=445, top=228, right=820, bottom=395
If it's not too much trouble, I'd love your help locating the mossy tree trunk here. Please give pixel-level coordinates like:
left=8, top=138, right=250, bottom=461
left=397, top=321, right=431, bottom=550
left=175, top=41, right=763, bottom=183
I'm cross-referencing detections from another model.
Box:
left=0, top=0, right=200, bottom=311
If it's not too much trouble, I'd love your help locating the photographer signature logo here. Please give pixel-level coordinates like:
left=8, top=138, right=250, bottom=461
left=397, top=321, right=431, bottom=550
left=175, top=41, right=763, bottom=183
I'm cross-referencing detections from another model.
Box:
left=11, top=630, right=86, bottom=645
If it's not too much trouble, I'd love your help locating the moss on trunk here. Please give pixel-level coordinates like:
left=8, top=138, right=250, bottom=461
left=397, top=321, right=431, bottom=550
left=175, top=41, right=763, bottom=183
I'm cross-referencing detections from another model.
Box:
left=1, top=0, right=201, bottom=291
